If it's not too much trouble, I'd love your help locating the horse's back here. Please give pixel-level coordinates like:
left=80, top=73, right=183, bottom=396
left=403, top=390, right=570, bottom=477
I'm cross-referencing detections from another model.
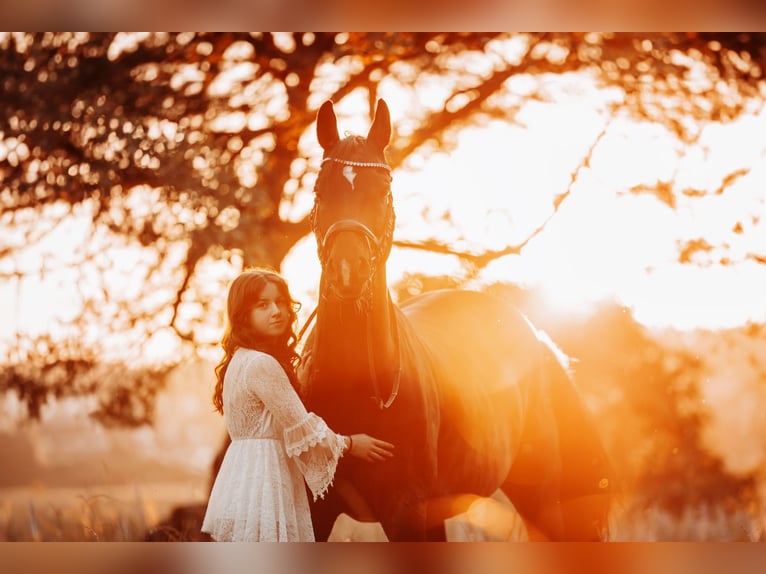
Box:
left=400, top=288, right=544, bottom=391
left=397, top=289, right=545, bottom=493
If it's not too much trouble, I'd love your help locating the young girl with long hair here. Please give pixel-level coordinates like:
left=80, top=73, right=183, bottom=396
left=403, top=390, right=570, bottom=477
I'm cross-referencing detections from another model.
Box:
left=201, top=268, right=394, bottom=542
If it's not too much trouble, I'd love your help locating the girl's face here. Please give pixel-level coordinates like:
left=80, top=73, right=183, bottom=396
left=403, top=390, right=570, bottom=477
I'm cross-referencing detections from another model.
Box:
left=249, top=281, right=290, bottom=339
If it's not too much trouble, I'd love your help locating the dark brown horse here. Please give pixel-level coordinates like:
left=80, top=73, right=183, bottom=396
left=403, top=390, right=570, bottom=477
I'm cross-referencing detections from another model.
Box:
left=302, top=99, right=612, bottom=541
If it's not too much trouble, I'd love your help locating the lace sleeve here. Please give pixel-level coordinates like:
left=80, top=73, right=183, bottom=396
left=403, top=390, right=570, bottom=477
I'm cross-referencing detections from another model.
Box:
left=242, top=351, right=347, bottom=501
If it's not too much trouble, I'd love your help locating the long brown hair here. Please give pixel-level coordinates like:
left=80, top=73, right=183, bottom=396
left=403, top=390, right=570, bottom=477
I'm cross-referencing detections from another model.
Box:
left=213, top=268, right=301, bottom=414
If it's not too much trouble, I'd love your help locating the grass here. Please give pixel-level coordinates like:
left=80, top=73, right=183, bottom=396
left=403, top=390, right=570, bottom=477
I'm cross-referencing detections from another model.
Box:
left=608, top=502, right=765, bottom=542
left=0, top=482, right=199, bottom=542
left=2, top=484, right=763, bottom=541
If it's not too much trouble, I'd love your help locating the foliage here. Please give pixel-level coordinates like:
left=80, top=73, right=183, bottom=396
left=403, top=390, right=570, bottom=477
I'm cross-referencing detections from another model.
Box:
left=2, top=32, right=765, bottom=425
left=0, top=331, right=172, bottom=426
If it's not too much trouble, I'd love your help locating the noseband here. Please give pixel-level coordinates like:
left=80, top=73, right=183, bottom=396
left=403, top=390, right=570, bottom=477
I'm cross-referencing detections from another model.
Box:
left=316, top=219, right=381, bottom=272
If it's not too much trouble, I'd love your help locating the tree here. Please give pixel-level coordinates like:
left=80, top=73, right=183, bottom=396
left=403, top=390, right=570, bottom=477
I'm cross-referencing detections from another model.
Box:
left=1, top=32, right=765, bottom=425
left=547, top=302, right=757, bottom=515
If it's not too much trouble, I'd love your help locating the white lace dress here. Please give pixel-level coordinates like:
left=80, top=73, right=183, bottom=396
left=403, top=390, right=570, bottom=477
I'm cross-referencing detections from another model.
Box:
left=201, top=348, right=346, bottom=541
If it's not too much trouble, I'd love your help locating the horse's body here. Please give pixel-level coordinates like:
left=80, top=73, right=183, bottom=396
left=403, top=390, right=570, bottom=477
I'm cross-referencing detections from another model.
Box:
left=303, top=100, right=611, bottom=541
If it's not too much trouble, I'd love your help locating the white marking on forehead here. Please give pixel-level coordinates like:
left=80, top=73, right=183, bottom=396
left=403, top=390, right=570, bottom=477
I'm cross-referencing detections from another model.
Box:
left=342, top=165, right=357, bottom=191
left=341, top=260, right=351, bottom=287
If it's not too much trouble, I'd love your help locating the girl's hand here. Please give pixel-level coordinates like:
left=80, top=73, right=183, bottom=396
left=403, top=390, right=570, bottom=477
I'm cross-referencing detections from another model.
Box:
left=348, top=434, right=395, bottom=462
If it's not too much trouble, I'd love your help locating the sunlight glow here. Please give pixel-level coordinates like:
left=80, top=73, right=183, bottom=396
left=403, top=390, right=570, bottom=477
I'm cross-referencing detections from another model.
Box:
left=107, top=32, right=150, bottom=61
left=362, top=78, right=766, bottom=332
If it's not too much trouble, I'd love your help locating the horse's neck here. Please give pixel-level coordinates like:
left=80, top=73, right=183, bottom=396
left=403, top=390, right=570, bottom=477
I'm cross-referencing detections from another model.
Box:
left=316, top=272, right=397, bottom=378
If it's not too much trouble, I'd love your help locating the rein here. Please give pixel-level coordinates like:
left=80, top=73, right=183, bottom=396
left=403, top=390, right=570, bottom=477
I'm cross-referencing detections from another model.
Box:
left=296, top=305, right=318, bottom=345
left=367, top=311, right=401, bottom=410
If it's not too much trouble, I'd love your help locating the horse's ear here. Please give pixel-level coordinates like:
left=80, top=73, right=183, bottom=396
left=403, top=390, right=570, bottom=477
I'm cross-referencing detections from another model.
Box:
left=367, top=99, right=391, bottom=153
left=317, top=100, right=340, bottom=153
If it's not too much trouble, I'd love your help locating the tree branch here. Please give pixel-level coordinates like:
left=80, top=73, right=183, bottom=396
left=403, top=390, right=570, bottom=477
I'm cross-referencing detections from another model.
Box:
left=394, top=117, right=614, bottom=271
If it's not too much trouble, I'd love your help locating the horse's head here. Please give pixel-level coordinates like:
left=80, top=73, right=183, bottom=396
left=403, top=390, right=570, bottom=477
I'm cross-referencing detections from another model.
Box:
left=311, top=99, right=395, bottom=302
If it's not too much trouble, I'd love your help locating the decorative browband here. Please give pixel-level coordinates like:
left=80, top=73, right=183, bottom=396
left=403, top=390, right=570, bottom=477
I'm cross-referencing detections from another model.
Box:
left=321, top=157, right=391, bottom=172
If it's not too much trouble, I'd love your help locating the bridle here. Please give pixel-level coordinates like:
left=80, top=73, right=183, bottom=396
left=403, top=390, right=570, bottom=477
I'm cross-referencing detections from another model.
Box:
left=310, top=156, right=395, bottom=289
left=308, top=155, right=401, bottom=410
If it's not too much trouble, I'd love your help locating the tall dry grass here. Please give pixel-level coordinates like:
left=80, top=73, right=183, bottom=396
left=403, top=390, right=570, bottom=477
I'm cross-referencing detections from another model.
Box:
left=0, top=482, right=199, bottom=542
left=2, top=484, right=763, bottom=541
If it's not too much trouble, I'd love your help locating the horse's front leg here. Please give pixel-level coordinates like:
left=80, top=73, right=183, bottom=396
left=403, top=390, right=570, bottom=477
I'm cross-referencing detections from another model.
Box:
left=309, top=485, right=343, bottom=541
left=377, top=490, right=435, bottom=541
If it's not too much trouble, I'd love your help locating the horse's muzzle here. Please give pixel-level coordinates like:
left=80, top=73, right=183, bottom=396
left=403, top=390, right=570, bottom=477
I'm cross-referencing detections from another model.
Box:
left=319, top=219, right=380, bottom=301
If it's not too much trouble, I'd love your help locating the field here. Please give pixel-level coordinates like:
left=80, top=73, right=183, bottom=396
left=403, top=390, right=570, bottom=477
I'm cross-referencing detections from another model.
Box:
left=2, top=482, right=763, bottom=542
left=0, top=482, right=205, bottom=542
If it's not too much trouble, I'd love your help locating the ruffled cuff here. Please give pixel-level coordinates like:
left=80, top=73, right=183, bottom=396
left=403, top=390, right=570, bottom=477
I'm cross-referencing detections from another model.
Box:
left=283, top=412, right=347, bottom=501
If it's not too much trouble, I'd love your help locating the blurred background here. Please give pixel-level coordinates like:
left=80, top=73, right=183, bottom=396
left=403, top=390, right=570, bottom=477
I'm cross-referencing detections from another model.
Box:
left=1, top=32, right=766, bottom=541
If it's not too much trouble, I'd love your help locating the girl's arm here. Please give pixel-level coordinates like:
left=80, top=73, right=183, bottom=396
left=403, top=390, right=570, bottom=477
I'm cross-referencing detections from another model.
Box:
left=241, top=351, right=393, bottom=499
left=241, top=351, right=343, bottom=500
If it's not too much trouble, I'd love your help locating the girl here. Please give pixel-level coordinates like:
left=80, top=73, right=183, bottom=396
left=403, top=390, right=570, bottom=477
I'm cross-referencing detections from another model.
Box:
left=201, top=268, right=394, bottom=541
